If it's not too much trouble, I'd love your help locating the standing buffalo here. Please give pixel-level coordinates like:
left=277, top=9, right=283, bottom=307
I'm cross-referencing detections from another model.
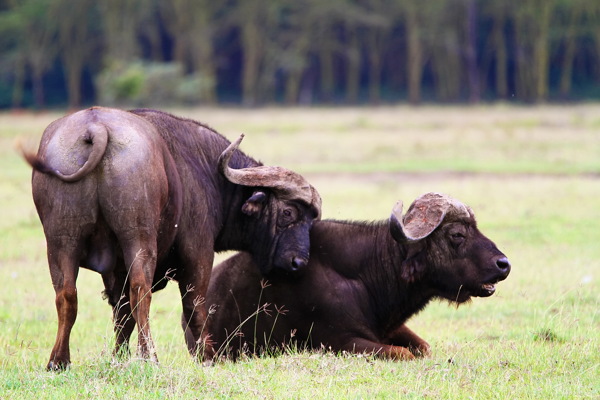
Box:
left=207, top=192, right=510, bottom=360
left=21, top=106, right=321, bottom=370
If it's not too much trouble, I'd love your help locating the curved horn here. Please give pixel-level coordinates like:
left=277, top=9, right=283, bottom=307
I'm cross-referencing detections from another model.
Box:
left=218, top=134, right=322, bottom=217
left=390, top=192, right=470, bottom=243
left=218, top=134, right=245, bottom=182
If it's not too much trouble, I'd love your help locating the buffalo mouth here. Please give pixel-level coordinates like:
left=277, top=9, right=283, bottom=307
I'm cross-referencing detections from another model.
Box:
left=475, top=281, right=498, bottom=297
left=448, top=279, right=500, bottom=303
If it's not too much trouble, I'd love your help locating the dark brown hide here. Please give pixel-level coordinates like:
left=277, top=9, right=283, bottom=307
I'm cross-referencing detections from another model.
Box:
left=22, top=106, right=321, bottom=370
left=207, top=193, right=510, bottom=360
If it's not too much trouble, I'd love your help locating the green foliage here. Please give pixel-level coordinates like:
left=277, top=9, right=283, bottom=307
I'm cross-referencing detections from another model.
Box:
left=96, top=61, right=214, bottom=107
left=113, top=64, right=145, bottom=101
left=2, top=0, right=600, bottom=107
left=175, top=73, right=216, bottom=105
left=1, top=105, right=598, bottom=399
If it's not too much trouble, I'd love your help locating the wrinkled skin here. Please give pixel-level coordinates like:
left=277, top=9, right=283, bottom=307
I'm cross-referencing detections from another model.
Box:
left=22, top=107, right=321, bottom=370
left=207, top=193, right=510, bottom=360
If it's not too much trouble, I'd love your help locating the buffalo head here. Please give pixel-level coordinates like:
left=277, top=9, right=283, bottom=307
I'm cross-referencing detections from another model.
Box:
left=218, top=135, right=321, bottom=274
left=390, top=192, right=510, bottom=303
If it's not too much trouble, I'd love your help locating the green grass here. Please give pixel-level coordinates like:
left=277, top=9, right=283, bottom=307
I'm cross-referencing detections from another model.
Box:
left=1, top=105, right=599, bottom=399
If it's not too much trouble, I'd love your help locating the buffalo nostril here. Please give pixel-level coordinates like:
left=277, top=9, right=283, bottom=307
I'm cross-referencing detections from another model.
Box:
left=291, top=257, right=307, bottom=271
left=496, top=256, right=511, bottom=271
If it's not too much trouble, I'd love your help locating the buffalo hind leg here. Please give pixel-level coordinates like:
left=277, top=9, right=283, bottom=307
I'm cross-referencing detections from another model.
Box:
left=121, top=239, right=158, bottom=363
left=386, top=324, right=431, bottom=357
left=46, top=242, right=80, bottom=371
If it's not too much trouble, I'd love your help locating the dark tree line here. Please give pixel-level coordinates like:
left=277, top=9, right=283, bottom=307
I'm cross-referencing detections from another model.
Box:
left=1, top=0, right=599, bottom=109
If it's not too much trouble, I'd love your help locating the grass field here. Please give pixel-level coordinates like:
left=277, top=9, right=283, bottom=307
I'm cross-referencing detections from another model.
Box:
left=1, top=104, right=599, bottom=399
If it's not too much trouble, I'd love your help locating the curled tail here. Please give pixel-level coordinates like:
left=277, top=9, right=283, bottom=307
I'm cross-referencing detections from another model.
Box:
left=20, top=123, right=109, bottom=183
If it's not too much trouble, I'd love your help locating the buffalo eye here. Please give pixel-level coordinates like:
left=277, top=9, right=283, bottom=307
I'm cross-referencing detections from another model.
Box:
left=448, top=226, right=467, bottom=247
left=278, top=206, right=298, bottom=227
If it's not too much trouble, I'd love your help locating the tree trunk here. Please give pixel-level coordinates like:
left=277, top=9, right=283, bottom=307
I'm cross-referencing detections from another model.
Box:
left=319, top=40, right=335, bottom=102
left=429, top=3, right=460, bottom=102
left=241, top=20, right=262, bottom=106
left=285, top=71, right=303, bottom=104
left=63, top=51, right=84, bottom=108
left=316, top=16, right=336, bottom=103
left=100, top=0, right=140, bottom=62
left=595, top=27, right=600, bottom=84
left=431, top=29, right=461, bottom=101
left=513, top=3, right=536, bottom=101
left=53, top=0, right=93, bottom=108
left=284, top=41, right=310, bottom=105
left=465, top=0, right=480, bottom=103
left=138, top=0, right=164, bottom=62
left=405, top=3, right=423, bottom=105
left=172, top=0, right=217, bottom=103
left=193, top=44, right=217, bottom=104
left=141, top=23, right=164, bottom=61
left=533, top=2, right=552, bottom=102
left=345, top=26, right=360, bottom=103
left=491, top=9, right=508, bottom=99
left=31, top=65, right=45, bottom=109
left=11, top=54, right=26, bottom=109
left=367, top=28, right=384, bottom=104
left=559, top=5, right=582, bottom=98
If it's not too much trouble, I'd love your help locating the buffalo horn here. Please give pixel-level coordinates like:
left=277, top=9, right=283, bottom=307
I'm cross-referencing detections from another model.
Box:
left=218, top=134, right=322, bottom=217
left=390, top=192, right=470, bottom=243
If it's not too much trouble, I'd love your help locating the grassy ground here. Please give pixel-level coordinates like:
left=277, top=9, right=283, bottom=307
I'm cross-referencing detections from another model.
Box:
left=0, top=104, right=598, bottom=399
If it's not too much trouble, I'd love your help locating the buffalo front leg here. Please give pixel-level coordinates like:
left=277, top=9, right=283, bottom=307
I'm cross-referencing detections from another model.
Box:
left=342, top=337, right=416, bottom=360
left=102, top=268, right=136, bottom=358
left=105, top=296, right=137, bottom=360
left=178, top=251, right=215, bottom=363
left=122, top=241, right=158, bottom=363
left=386, top=324, right=431, bottom=357
left=46, top=243, right=80, bottom=371
left=179, top=282, right=215, bottom=362
left=113, top=299, right=136, bottom=358
left=181, top=312, right=196, bottom=355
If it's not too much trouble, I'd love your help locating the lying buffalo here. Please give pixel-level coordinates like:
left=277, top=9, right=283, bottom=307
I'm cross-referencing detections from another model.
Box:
left=21, top=106, right=321, bottom=370
left=207, top=192, right=510, bottom=360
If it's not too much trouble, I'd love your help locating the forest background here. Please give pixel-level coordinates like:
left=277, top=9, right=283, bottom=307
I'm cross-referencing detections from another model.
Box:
left=1, top=0, right=600, bottom=109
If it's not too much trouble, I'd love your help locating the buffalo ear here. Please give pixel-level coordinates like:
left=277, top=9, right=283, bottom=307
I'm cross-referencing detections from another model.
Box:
left=242, top=191, right=267, bottom=217
left=401, top=242, right=426, bottom=283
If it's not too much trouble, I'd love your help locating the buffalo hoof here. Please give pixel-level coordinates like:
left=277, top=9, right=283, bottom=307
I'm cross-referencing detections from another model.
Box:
left=410, top=343, right=432, bottom=358
left=46, top=360, right=70, bottom=372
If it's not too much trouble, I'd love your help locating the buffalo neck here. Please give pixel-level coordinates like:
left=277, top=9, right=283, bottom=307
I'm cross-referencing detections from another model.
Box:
left=311, top=219, right=437, bottom=333
left=214, top=182, right=265, bottom=252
